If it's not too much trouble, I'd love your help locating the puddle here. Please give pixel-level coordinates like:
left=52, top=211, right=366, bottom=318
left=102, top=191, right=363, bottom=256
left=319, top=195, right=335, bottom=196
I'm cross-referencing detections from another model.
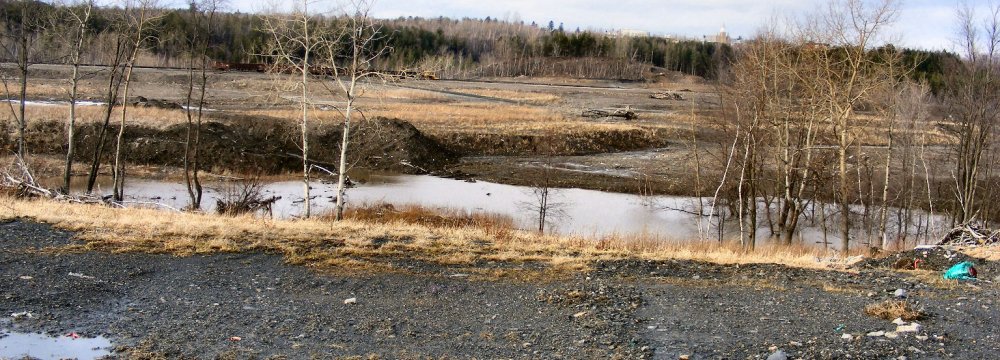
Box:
left=0, top=331, right=112, bottom=360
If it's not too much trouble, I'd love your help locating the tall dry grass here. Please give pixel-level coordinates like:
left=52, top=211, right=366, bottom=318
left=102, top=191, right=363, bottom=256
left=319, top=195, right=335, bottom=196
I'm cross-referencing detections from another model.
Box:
left=0, top=196, right=850, bottom=272
left=449, top=88, right=561, bottom=104
left=2, top=103, right=191, bottom=129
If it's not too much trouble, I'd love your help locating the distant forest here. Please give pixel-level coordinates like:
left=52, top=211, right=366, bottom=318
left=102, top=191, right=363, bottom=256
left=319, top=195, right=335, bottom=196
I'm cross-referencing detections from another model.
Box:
left=0, top=1, right=958, bottom=84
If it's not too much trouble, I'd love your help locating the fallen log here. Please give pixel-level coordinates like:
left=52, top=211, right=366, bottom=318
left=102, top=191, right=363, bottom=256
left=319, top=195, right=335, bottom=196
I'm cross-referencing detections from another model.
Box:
left=581, top=108, right=638, bottom=120
left=650, top=92, right=684, bottom=100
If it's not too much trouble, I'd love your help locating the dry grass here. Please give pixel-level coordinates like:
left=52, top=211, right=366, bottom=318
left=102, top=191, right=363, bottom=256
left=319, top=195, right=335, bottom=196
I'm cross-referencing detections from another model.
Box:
left=959, top=247, right=1000, bottom=261
left=376, top=88, right=450, bottom=101
left=0, top=197, right=848, bottom=274
left=450, top=89, right=561, bottom=104
left=1, top=103, right=191, bottom=129
left=332, top=202, right=515, bottom=232
left=240, top=103, right=645, bottom=137
left=863, top=299, right=926, bottom=321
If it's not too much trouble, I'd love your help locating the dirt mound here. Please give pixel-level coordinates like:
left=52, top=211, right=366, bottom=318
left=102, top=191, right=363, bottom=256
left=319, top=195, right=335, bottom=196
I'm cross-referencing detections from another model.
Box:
left=431, top=128, right=668, bottom=157
left=25, top=116, right=454, bottom=175
left=854, top=246, right=1000, bottom=273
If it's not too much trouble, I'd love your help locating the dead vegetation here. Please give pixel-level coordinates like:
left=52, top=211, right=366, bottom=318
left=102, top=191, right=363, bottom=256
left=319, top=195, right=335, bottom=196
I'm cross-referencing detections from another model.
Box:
left=215, top=176, right=279, bottom=216
left=0, top=197, right=847, bottom=273
left=863, top=299, right=926, bottom=321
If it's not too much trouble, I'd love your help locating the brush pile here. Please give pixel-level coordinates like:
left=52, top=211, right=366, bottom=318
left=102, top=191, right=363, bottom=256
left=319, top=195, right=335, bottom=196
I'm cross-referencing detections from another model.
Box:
left=937, top=223, right=1000, bottom=246
left=581, top=108, right=638, bottom=120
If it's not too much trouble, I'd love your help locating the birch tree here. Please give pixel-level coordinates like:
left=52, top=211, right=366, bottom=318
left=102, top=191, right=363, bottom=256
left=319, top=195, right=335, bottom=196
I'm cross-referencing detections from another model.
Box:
left=111, top=0, right=159, bottom=202
left=57, top=0, right=94, bottom=194
left=322, top=0, right=391, bottom=221
left=262, top=0, right=325, bottom=218
left=182, top=0, right=221, bottom=210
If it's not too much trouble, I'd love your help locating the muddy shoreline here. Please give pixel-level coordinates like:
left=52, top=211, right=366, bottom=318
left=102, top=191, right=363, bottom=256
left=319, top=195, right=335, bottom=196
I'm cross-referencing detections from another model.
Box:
left=2, top=220, right=999, bottom=359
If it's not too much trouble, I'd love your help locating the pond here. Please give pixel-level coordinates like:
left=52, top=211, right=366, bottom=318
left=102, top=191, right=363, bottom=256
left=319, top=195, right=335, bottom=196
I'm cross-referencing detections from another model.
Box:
left=53, top=173, right=942, bottom=249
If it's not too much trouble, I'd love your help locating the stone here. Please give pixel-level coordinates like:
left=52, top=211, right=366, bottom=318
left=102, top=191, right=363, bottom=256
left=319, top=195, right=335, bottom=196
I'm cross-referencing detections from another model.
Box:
left=789, top=341, right=803, bottom=347
left=679, top=355, right=690, bottom=360
left=896, top=323, right=922, bottom=333
left=894, top=289, right=908, bottom=298
left=343, top=297, right=357, bottom=305
left=766, top=350, right=788, bottom=360
left=892, top=318, right=907, bottom=325
left=573, top=311, right=588, bottom=318
left=916, top=335, right=928, bottom=341
left=842, top=333, right=854, bottom=341
left=867, top=331, right=886, bottom=337
left=885, top=332, right=899, bottom=339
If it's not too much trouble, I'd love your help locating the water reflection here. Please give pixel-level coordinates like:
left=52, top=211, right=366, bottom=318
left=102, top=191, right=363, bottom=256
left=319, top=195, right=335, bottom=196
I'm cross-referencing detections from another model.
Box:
left=0, top=331, right=112, bottom=360
left=46, top=174, right=942, bottom=249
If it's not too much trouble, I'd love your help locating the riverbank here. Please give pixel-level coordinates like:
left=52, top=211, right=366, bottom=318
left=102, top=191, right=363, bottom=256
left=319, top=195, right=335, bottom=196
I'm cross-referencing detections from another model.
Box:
left=1, top=213, right=998, bottom=358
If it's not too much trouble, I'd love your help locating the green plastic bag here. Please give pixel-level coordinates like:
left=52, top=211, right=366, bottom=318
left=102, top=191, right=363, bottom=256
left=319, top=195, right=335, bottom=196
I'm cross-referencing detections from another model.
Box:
left=943, top=261, right=978, bottom=280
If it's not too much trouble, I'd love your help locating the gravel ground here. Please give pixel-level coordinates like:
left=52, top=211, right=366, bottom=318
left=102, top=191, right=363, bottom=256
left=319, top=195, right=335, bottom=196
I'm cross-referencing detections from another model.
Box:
left=2, top=220, right=999, bottom=359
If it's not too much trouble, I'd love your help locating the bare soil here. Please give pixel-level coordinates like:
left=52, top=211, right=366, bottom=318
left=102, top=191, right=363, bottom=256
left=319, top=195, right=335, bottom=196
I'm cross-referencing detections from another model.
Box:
left=2, top=220, right=999, bottom=359
left=2, top=63, right=716, bottom=196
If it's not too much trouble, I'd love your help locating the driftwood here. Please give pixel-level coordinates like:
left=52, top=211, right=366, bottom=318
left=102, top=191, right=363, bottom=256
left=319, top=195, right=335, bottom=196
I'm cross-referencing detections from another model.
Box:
left=937, top=223, right=1000, bottom=246
left=581, top=108, right=638, bottom=120
left=1, top=155, right=170, bottom=208
left=650, top=92, right=684, bottom=100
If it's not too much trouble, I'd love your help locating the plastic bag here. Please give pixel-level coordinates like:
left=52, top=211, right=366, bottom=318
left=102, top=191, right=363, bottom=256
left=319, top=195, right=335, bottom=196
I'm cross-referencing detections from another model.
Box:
left=943, top=261, right=978, bottom=280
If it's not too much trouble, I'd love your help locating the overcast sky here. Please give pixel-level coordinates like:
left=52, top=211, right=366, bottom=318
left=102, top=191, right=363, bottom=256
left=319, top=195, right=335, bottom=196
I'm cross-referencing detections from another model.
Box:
left=226, top=0, right=972, bottom=51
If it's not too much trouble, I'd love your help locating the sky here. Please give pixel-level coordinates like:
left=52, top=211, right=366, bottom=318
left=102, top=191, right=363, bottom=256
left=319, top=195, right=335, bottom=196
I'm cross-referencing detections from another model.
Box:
left=224, top=0, right=972, bottom=51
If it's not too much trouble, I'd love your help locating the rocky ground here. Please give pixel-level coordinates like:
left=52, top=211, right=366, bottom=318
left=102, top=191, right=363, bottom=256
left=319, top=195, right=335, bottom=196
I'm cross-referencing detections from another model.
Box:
left=2, top=220, right=999, bottom=359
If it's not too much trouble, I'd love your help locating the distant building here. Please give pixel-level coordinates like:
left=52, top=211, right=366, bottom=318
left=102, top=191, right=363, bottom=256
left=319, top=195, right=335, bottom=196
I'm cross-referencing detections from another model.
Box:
left=615, top=29, right=650, bottom=37
left=713, top=25, right=731, bottom=45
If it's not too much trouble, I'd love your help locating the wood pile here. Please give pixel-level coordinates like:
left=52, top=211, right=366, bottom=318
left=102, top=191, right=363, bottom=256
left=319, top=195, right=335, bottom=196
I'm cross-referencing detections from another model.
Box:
left=937, top=223, right=1000, bottom=246
left=581, top=108, right=638, bottom=120
left=650, top=92, right=684, bottom=100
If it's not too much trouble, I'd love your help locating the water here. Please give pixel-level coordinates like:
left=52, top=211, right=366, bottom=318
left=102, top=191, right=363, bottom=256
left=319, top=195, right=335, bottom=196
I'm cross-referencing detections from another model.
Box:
left=0, top=331, right=112, bottom=360
left=54, top=174, right=943, bottom=248
left=62, top=174, right=703, bottom=240
left=2, top=99, right=105, bottom=107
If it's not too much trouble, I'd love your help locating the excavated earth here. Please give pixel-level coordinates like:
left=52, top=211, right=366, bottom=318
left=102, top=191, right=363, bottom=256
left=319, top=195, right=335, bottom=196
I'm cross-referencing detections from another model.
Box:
left=1, top=220, right=999, bottom=359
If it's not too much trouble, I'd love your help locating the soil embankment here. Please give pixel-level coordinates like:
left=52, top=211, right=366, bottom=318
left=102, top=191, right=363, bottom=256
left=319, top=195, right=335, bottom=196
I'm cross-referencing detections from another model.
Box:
left=17, top=116, right=454, bottom=176
left=2, top=220, right=999, bottom=358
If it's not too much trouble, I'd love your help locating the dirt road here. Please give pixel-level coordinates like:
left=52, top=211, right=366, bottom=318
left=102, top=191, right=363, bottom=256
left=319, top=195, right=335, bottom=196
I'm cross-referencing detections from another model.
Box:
left=2, top=220, right=998, bottom=359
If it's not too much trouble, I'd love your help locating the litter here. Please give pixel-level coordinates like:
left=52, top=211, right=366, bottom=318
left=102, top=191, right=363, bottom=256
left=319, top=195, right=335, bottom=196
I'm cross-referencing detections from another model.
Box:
left=943, top=261, right=978, bottom=280
left=68, top=272, right=96, bottom=280
left=10, top=311, right=33, bottom=319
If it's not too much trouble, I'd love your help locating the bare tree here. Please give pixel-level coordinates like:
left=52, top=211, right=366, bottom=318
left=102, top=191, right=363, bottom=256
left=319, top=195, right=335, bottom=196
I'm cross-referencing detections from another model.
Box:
left=111, top=0, right=159, bottom=202
left=54, top=0, right=95, bottom=194
left=261, top=0, right=328, bottom=218
left=323, top=0, right=391, bottom=221
left=813, top=0, right=899, bottom=254
left=84, top=23, right=129, bottom=194
left=0, top=0, right=46, bottom=157
left=945, top=2, right=1000, bottom=225
left=182, top=0, right=221, bottom=210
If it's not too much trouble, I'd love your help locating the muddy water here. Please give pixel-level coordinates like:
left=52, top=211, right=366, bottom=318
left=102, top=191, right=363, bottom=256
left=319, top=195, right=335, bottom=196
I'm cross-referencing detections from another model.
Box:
left=0, top=331, right=111, bottom=360
left=56, top=174, right=703, bottom=240
left=51, top=174, right=942, bottom=247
